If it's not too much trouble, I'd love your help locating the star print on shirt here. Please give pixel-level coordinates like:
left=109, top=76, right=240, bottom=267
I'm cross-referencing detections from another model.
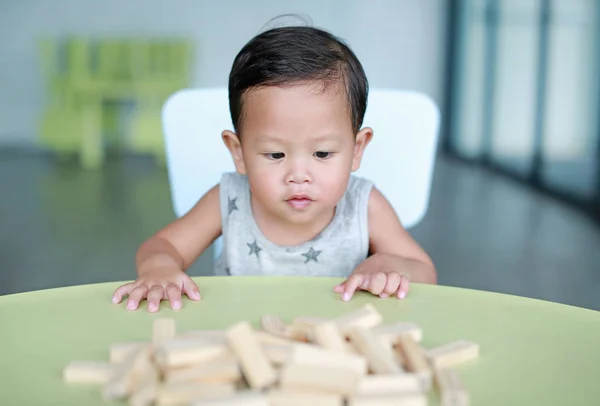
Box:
left=301, top=247, right=322, bottom=263
left=228, top=196, right=238, bottom=215
left=247, top=240, right=262, bottom=258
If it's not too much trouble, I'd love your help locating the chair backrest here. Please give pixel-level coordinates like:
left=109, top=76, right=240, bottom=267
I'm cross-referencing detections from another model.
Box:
left=162, top=87, right=440, bottom=230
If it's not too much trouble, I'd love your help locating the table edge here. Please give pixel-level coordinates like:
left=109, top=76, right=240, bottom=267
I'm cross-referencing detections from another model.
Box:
left=1, top=275, right=598, bottom=315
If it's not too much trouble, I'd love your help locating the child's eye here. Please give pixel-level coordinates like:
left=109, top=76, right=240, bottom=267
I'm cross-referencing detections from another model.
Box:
left=265, top=152, right=285, bottom=160
left=314, top=151, right=332, bottom=159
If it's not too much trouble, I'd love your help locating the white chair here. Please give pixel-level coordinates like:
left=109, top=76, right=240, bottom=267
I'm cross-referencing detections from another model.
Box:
left=161, top=87, right=440, bottom=258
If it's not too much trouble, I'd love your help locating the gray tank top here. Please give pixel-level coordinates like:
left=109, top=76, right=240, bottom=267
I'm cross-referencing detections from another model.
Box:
left=214, top=172, right=374, bottom=277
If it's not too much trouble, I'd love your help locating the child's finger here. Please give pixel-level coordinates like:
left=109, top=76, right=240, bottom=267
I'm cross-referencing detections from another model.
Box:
left=183, top=278, right=202, bottom=301
left=367, top=272, right=387, bottom=296
left=381, top=272, right=401, bottom=298
left=341, top=274, right=365, bottom=301
left=126, top=285, right=149, bottom=310
left=165, top=283, right=183, bottom=310
left=397, top=276, right=410, bottom=299
left=146, top=285, right=165, bottom=312
left=335, top=278, right=367, bottom=293
left=112, top=283, right=135, bottom=304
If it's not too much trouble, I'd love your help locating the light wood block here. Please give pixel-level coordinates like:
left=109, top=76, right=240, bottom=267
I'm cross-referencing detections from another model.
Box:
left=63, top=361, right=114, bottom=384
left=347, top=327, right=402, bottom=374
left=313, top=320, right=353, bottom=353
left=256, top=331, right=298, bottom=347
left=156, top=382, right=236, bottom=406
left=356, top=373, right=423, bottom=395
left=102, top=344, right=151, bottom=400
left=190, top=390, right=269, bottom=406
left=155, top=337, right=230, bottom=369
left=263, top=344, right=293, bottom=365
left=395, top=335, right=432, bottom=390
left=426, top=340, right=479, bottom=369
left=335, top=304, right=382, bottom=334
left=375, top=322, right=423, bottom=344
left=289, top=343, right=368, bottom=375
left=268, top=388, right=343, bottom=406
left=279, top=363, right=359, bottom=396
left=348, top=393, right=428, bottom=406
left=153, top=318, right=176, bottom=347
left=183, top=330, right=227, bottom=343
left=129, top=361, right=160, bottom=406
left=289, top=316, right=330, bottom=341
left=164, top=355, right=241, bottom=384
left=434, top=368, right=469, bottom=406
left=109, top=342, right=143, bottom=364
left=226, top=321, right=278, bottom=389
left=261, top=315, right=291, bottom=338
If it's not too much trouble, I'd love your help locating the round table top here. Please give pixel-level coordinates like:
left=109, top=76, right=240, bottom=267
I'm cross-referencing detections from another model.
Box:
left=1, top=276, right=599, bottom=406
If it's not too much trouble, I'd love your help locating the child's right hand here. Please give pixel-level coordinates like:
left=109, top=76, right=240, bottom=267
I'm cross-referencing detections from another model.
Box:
left=111, top=266, right=201, bottom=312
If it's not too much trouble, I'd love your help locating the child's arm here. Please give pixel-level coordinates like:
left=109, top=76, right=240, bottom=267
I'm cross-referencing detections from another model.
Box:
left=112, top=184, right=222, bottom=312
left=334, top=187, right=437, bottom=301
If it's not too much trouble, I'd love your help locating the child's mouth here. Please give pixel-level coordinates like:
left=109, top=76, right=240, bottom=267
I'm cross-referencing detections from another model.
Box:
left=286, top=196, right=312, bottom=209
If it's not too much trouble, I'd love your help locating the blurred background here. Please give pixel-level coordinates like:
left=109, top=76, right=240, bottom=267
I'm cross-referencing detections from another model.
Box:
left=1, top=0, right=598, bottom=310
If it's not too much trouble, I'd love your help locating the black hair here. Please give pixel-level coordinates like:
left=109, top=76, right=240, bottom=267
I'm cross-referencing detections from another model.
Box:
left=227, top=25, right=369, bottom=137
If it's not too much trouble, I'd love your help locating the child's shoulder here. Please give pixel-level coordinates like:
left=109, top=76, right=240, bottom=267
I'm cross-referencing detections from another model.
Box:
left=337, top=174, right=375, bottom=216
left=345, top=174, right=375, bottom=199
left=218, top=171, right=248, bottom=190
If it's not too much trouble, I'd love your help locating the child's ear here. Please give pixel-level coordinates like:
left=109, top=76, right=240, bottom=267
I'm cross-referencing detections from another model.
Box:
left=222, top=130, right=247, bottom=175
left=351, top=127, right=373, bottom=171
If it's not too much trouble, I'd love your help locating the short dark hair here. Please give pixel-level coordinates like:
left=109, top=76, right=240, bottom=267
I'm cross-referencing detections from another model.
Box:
left=227, top=26, right=369, bottom=137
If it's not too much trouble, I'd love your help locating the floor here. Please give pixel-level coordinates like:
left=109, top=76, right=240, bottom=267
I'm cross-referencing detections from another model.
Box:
left=1, top=151, right=599, bottom=310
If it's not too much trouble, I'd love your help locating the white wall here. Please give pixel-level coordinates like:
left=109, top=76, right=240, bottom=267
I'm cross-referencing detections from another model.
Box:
left=0, top=0, right=447, bottom=146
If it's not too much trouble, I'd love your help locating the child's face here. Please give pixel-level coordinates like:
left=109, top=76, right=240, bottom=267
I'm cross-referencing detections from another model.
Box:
left=223, top=82, right=372, bottom=226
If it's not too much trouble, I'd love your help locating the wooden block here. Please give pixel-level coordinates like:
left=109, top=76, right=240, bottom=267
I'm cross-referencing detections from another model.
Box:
left=356, top=373, right=423, bottom=395
left=102, top=344, right=151, bottom=400
left=312, top=320, right=353, bottom=353
left=261, top=315, right=291, bottom=338
left=154, top=337, right=230, bottom=369
left=434, top=368, right=469, bottom=406
left=183, top=330, right=227, bottom=342
left=190, top=390, right=269, bottom=406
left=289, top=317, right=329, bottom=341
left=346, top=327, right=402, bottom=374
left=109, top=342, right=143, bottom=363
left=268, top=388, right=343, bottom=406
left=164, top=355, right=241, bottom=384
left=375, top=322, right=423, bottom=344
left=225, top=321, right=278, bottom=389
left=129, top=361, right=160, bottom=406
left=289, top=343, right=368, bottom=375
left=153, top=317, right=176, bottom=347
left=63, top=361, right=114, bottom=384
left=335, top=304, right=383, bottom=334
left=426, top=340, right=479, bottom=369
left=256, top=331, right=298, bottom=347
left=394, top=335, right=432, bottom=390
left=263, top=344, right=293, bottom=366
left=279, top=363, right=360, bottom=396
left=348, top=393, right=428, bottom=406
left=156, top=382, right=236, bottom=406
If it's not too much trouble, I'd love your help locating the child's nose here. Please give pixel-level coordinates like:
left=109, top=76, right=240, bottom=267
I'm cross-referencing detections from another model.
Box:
left=285, top=162, right=312, bottom=184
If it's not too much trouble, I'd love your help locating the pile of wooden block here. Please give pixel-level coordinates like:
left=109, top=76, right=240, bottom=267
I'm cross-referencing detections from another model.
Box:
left=63, top=304, right=479, bottom=405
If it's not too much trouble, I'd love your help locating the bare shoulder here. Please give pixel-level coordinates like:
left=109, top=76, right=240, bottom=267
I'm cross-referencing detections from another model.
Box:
left=367, top=186, right=433, bottom=265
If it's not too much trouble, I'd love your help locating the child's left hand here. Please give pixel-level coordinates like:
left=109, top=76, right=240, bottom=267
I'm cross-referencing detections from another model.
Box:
left=333, top=253, right=410, bottom=301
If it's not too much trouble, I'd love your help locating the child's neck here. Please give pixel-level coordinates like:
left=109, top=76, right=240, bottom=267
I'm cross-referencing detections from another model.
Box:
left=250, top=196, right=335, bottom=247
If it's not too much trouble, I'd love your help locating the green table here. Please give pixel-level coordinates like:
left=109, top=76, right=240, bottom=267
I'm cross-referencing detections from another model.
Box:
left=1, top=276, right=599, bottom=405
